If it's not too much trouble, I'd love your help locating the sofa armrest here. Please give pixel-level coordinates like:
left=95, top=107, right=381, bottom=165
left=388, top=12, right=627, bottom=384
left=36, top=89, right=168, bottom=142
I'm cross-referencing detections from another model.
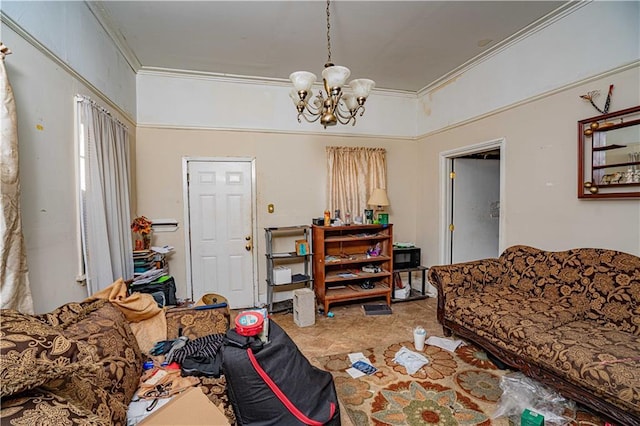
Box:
left=165, top=305, right=230, bottom=339
left=428, top=258, right=503, bottom=329
left=428, top=258, right=503, bottom=295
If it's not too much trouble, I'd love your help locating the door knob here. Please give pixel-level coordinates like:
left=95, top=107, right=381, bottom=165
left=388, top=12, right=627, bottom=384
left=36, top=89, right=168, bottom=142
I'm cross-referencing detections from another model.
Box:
left=245, top=243, right=252, bottom=251
left=245, top=235, right=251, bottom=241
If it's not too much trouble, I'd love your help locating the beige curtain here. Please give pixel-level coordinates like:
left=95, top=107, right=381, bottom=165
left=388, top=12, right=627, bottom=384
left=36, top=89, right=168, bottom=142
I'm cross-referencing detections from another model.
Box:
left=326, top=146, right=386, bottom=222
left=0, top=44, right=34, bottom=314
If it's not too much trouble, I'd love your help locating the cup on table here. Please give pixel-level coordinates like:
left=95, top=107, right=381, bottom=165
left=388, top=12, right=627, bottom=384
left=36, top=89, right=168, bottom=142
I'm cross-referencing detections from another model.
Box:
left=414, top=326, right=427, bottom=351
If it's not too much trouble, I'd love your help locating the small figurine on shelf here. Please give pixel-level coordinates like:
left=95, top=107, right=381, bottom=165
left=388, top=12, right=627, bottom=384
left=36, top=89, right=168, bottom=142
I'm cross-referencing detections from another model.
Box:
left=366, top=242, right=381, bottom=258
left=131, top=215, right=153, bottom=250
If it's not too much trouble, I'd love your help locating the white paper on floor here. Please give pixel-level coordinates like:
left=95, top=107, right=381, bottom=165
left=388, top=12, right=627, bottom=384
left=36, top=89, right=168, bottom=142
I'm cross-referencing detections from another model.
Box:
left=425, top=336, right=464, bottom=352
left=346, top=367, right=366, bottom=378
left=348, top=352, right=375, bottom=366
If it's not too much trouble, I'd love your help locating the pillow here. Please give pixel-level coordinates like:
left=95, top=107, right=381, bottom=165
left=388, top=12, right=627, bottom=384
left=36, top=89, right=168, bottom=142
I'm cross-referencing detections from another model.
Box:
left=43, top=300, right=144, bottom=414
left=0, top=309, right=98, bottom=397
left=35, top=299, right=107, bottom=329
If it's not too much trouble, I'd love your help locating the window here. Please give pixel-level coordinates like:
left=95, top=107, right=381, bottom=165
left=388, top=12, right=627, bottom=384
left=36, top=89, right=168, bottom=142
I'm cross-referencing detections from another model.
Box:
left=326, top=146, right=387, bottom=222
left=75, top=95, right=133, bottom=294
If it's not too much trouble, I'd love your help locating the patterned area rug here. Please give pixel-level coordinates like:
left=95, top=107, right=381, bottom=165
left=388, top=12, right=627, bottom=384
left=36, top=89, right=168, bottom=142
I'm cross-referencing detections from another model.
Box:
left=315, top=341, right=604, bottom=426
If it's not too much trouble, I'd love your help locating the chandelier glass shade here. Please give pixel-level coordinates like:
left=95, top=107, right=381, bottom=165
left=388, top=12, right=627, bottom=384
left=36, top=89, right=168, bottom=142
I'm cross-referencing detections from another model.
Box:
left=289, top=0, right=375, bottom=128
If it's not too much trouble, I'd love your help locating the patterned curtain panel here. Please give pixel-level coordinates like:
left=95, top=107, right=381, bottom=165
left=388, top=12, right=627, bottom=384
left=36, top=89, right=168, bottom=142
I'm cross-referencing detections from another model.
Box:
left=326, top=146, right=387, bottom=222
left=0, top=44, right=34, bottom=314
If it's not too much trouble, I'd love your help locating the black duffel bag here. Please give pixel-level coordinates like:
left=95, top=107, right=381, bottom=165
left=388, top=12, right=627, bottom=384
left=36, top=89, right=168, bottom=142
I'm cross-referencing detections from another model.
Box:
left=129, top=276, right=177, bottom=306
left=223, top=321, right=340, bottom=426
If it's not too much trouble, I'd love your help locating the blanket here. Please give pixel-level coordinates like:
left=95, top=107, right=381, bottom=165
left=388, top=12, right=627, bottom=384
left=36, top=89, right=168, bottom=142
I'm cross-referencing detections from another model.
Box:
left=86, top=278, right=167, bottom=354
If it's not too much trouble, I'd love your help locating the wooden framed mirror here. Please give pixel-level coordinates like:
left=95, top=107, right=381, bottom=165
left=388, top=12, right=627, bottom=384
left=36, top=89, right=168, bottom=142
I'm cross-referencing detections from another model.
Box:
left=578, top=105, right=640, bottom=199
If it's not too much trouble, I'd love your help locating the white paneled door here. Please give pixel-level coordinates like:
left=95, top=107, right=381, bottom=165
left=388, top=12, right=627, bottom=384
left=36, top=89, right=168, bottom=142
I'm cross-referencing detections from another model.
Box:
left=186, top=159, right=255, bottom=308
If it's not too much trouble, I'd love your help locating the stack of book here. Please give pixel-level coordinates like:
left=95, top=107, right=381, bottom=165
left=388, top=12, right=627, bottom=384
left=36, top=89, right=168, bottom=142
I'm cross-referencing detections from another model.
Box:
left=132, top=246, right=173, bottom=284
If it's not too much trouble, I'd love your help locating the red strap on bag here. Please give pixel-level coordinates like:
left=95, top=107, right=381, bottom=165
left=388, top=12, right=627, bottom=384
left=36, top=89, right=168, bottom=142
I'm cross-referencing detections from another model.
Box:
left=247, top=348, right=336, bottom=425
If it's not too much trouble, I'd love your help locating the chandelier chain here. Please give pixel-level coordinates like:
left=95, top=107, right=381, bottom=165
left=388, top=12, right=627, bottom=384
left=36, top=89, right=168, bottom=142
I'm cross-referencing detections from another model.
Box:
left=326, top=0, right=332, bottom=64
left=290, top=0, right=373, bottom=128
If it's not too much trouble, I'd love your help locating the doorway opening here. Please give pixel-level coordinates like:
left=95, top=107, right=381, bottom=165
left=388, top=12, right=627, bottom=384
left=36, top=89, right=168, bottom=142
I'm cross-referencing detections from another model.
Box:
left=439, top=139, right=505, bottom=265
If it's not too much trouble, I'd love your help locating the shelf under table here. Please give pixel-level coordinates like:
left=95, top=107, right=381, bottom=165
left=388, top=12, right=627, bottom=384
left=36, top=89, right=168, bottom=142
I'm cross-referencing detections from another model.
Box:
left=321, top=282, right=390, bottom=314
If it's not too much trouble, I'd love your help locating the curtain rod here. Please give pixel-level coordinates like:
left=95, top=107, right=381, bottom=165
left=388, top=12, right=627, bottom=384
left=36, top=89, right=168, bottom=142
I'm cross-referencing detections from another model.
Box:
left=75, top=94, right=128, bottom=131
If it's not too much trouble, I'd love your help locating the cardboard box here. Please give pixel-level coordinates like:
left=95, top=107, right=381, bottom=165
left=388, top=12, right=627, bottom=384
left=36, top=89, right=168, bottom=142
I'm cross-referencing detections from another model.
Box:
left=139, top=387, right=230, bottom=425
left=273, top=266, right=291, bottom=284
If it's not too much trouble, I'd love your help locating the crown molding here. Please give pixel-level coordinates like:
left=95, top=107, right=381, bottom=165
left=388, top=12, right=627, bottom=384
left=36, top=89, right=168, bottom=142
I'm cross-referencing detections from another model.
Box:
left=136, top=122, right=417, bottom=141
left=1, top=11, right=135, bottom=124
left=416, top=60, right=640, bottom=140
left=84, top=0, right=587, bottom=100
left=85, top=1, right=141, bottom=73
left=137, top=67, right=416, bottom=99
left=417, top=0, right=589, bottom=96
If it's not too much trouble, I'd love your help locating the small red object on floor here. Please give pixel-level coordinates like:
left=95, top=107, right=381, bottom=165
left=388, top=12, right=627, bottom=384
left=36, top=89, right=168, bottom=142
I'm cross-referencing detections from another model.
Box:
left=235, top=311, right=264, bottom=336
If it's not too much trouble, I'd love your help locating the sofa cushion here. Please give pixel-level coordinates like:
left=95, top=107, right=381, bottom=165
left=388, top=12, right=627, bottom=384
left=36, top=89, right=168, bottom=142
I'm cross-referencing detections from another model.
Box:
left=523, top=320, right=640, bottom=418
left=583, top=251, right=640, bottom=335
left=499, top=246, right=640, bottom=327
left=166, top=304, right=230, bottom=339
left=36, top=300, right=144, bottom=424
left=0, top=309, right=98, bottom=398
left=498, top=246, right=594, bottom=304
left=445, top=287, right=583, bottom=348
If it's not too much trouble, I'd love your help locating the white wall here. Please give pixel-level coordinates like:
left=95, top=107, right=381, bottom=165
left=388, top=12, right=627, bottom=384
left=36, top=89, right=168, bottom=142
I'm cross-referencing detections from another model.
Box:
left=1, top=1, right=137, bottom=119
left=5, top=0, right=639, bottom=313
left=2, top=25, right=137, bottom=313
left=413, top=1, right=640, bottom=266
left=137, top=70, right=416, bottom=138
left=417, top=1, right=640, bottom=136
left=417, top=66, right=640, bottom=268
left=135, top=128, right=419, bottom=303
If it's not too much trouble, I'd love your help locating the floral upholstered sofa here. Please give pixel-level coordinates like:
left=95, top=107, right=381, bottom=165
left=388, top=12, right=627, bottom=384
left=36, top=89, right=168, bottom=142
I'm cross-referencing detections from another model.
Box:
left=428, top=245, right=640, bottom=426
left=0, top=299, right=234, bottom=425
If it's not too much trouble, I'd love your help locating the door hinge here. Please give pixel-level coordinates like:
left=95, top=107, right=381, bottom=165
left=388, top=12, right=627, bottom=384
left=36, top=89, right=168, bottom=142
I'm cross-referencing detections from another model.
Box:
left=449, top=224, right=455, bottom=231
left=449, top=171, right=456, bottom=179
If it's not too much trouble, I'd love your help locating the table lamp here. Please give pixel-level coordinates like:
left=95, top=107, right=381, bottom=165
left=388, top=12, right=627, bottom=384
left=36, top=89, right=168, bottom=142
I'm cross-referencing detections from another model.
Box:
left=367, top=188, right=390, bottom=224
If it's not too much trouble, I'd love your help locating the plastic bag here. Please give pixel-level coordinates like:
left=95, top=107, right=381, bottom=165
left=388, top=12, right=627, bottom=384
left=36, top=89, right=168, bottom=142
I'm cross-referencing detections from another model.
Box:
left=393, top=346, right=429, bottom=375
left=492, top=372, right=576, bottom=425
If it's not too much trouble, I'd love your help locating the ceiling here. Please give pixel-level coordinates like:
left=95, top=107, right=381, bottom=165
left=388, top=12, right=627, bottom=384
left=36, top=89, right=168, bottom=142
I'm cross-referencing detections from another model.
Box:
left=90, top=1, right=570, bottom=93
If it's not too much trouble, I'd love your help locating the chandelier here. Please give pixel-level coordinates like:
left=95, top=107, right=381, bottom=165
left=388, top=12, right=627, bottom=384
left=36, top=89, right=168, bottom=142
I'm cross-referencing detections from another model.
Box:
left=289, top=0, right=375, bottom=128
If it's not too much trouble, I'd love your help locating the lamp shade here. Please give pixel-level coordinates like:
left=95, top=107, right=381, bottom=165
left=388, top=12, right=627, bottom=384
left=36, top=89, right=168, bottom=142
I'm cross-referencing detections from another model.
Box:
left=349, top=78, right=375, bottom=98
left=321, top=65, right=350, bottom=89
left=341, top=89, right=359, bottom=111
left=290, top=71, right=317, bottom=92
left=367, top=188, right=389, bottom=207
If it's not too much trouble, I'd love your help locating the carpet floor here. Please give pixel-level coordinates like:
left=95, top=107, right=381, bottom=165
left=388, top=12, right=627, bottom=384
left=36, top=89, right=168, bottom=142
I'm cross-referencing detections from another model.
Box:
left=269, top=297, right=606, bottom=426
left=315, top=340, right=604, bottom=426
